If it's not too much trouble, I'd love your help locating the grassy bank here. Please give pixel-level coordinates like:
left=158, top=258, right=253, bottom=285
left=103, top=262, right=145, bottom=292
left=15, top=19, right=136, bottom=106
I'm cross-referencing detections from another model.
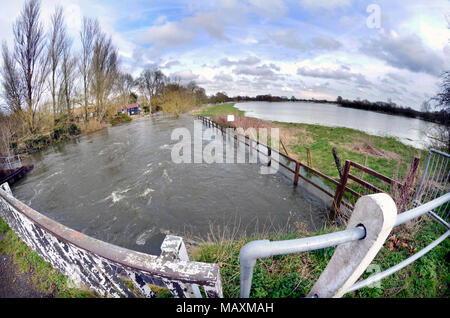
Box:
left=193, top=217, right=449, bottom=298
left=194, top=103, right=425, bottom=180
left=194, top=103, right=428, bottom=205
left=0, top=217, right=93, bottom=298
left=192, top=103, right=449, bottom=298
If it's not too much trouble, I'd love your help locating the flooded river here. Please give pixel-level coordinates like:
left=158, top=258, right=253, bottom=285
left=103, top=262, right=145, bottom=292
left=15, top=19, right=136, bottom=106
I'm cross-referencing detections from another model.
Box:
left=235, top=102, right=437, bottom=148
left=12, top=115, right=329, bottom=255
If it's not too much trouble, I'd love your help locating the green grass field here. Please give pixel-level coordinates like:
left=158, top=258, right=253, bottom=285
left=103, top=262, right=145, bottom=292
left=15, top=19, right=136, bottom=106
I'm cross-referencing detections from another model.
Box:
left=192, top=102, right=448, bottom=298
left=195, top=102, right=428, bottom=205
left=0, top=217, right=93, bottom=297
left=193, top=217, right=449, bottom=298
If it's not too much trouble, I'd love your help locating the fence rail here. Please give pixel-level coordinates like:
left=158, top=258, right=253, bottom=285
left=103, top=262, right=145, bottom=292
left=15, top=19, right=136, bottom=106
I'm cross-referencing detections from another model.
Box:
left=0, top=182, right=222, bottom=298
left=413, top=148, right=450, bottom=222
left=198, top=115, right=419, bottom=214
left=0, top=155, right=22, bottom=170
left=332, top=158, right=420, bottom=215
left=239, top=192, right=450, bottom=298
left=198, top=115, right=358, bottom=210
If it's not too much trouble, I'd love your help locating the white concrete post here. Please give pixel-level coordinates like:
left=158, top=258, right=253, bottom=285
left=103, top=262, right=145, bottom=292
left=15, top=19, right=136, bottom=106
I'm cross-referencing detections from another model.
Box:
left=308, top=193, right=397, bottom=298
left=0, top=182, right=12, bottom=195
left=160, top=235, right=202, bottom=298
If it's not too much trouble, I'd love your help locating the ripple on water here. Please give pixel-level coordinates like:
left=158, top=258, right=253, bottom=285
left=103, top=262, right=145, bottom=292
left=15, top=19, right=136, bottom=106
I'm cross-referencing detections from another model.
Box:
left=136, top=228, right=155, bottom=245
left=162, top=169, right=172, bottom=183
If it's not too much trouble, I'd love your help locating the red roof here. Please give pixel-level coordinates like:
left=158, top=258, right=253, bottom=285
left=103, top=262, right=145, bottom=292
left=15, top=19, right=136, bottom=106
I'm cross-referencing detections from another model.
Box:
left=117, top=103, right=140, bottom=111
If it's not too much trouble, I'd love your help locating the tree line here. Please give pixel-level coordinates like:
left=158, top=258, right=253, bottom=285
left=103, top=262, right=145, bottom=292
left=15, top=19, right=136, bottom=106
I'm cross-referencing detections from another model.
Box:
left=0, top=0, right=208, bottom=155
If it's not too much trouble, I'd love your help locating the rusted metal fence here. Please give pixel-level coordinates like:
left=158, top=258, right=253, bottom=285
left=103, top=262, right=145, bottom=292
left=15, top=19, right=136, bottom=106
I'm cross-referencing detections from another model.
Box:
left=332, top=158, right=420, bottom=215
left=0, top=155, right=22, bottom=170
left=198, top=116, right=419, bottom=214
left=198, top=116, right=353, bottom=208
left=0, top=182, right=223, bottom=298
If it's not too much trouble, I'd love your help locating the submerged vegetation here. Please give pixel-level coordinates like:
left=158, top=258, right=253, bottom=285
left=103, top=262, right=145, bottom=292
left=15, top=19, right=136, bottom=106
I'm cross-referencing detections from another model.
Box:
left=109, top=113, right=132, bottom=126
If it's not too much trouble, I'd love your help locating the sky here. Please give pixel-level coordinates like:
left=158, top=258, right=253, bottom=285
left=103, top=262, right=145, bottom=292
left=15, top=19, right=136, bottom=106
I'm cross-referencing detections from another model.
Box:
left=0, top=0, right=449, bottom=110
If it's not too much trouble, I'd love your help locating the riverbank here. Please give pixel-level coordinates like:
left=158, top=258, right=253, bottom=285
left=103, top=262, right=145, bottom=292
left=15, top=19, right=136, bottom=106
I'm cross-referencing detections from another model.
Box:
left=190, top=103, right=448, bottom=297
left=192, top=216, right=449, bottom=298
left=2, top=209, right=447, bottom=298
left=11, top=113, right=149, bottom=155
left=193, top=103, right=427, bottom=199
left=0, top=217, right=93, bottom=297
left=0, top=104, right=447, bottom=298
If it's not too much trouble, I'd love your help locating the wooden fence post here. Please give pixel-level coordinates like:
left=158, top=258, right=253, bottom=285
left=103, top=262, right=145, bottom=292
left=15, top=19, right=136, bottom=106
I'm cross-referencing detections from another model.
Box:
left=332, top=160, right=351, bottom=217
left=306, top=148, right=312, bottom=167
left=294, top=161, right=300, bottom=186
left=397, top=157, right=420, bottom=212
left=280, top=138, right=289, bottom=156
left=332, top=147, right=343, bottom=179
left=308, top=193, right=397, bottom=298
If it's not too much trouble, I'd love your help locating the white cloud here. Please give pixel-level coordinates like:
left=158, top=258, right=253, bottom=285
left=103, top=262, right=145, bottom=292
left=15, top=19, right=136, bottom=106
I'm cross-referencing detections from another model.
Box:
left=218, top=56, right=261, bottom=66
left=299, top=0, right=351, bottom=10
left=137, top=21, right=196, bottom=49
left=170, top=69, right=199, bottom=82
left=269, top=29, right=342, bottom=51
left=154, top=15, right=167, bottom=25
left=248, top=0, right=287, bottom=19
left=360, top=29, right=446, bottom=76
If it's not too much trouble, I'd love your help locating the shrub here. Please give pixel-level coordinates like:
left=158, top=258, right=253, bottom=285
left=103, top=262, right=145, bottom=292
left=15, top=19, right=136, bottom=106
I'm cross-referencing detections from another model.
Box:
left=109, top=113, right=132, bottom=126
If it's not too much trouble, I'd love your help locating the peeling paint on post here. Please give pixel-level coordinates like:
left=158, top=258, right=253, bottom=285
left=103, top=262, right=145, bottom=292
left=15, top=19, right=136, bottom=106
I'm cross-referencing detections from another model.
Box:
left=160, top=235, right=202, bottom=298
left=0, top=182, right=223, bottom=298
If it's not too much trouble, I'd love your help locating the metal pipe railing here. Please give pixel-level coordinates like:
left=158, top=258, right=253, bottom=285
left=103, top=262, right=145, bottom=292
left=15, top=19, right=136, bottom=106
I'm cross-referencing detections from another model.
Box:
left=346, top=230, right=450, bottom=294
left=395, top=192, right=450, bottom=226
left=239, top=226, right=366, bottom=298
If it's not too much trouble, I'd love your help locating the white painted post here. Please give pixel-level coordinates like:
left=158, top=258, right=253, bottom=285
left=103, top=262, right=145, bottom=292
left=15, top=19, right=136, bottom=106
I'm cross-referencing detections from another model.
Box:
left=0, top=182, right=12, bottom=195
left=308, top=193, right=397, bottom=298
left=160, top=235, right=202, bottom=298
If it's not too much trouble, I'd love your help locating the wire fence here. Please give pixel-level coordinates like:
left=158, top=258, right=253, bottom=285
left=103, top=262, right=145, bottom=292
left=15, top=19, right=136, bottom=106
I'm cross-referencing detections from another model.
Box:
left=413, top=149, right=450, bottom=222
left=0, top=155, right=22, bottom=170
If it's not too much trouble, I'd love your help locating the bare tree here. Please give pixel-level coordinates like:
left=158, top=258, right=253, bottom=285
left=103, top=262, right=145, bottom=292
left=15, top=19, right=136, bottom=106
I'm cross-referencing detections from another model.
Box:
left=435, top=72, right=450, bottom=109
left=47, top=6, right=66, bottom=124
left=430, top=15, right=450, bottom=152
left=12, top=0, right=49, bottom=134
left=58, top=39, right=77, bottom=117
left=90, top=31, right=118, bottom=120
left=79, top=17, right=99, bottom=121
left=136, top=66, right=167, bottom=113
left=116, top=72, right=135, bottom=107
left=0, top=112, right=16, bottom=156
left=1, top=42, right=24, bottom=124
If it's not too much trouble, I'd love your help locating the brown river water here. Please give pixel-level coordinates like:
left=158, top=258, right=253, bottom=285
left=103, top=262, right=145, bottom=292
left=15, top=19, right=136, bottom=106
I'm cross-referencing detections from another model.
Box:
left=12, top=114, right=330, bottom=255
